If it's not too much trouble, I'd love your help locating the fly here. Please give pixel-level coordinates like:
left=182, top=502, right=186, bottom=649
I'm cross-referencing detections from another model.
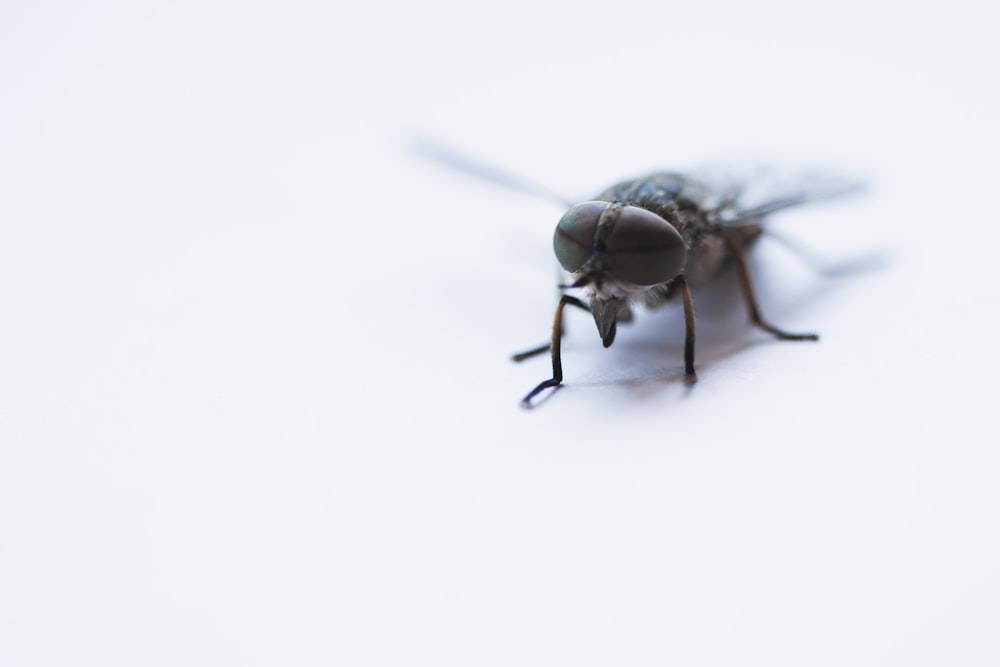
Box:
left=413, top=139, right=861, bottom=407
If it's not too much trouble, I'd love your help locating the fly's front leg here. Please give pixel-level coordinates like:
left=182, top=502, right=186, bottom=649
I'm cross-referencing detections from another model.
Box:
left=520, top=294, right=581, bottom=407
left=723, top=232, right=819, bottom=341
left=676, top=275, right=697, bottom=382
left=511, top=295, right=589, bottom=361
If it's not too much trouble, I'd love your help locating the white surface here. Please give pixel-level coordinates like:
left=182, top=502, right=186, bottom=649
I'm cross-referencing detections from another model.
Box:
left=2, top=1, right=998, bottom=665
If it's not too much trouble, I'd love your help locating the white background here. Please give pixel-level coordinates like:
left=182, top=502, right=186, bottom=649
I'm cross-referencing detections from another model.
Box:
left=1, top=1, right=998, bottom=665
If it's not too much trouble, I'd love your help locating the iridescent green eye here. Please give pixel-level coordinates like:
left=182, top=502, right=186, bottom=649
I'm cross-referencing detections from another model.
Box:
left=553, top=201, right=607, bottom=272
left=554, top=202, right=687, bottom=285
left=603, top=205, right=687, bottom=285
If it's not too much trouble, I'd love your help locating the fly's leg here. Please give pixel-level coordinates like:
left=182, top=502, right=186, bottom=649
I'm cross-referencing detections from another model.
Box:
left=723, top=233, right=819, bottom=341
left=511, top=295, right=589, bottom=361
left=511, top=343, right=552, bottom=362
left=677, top=275, right=697, bottom=382
left=765, top=229, right=886, bottom=278
left=520, top=294, right=581, bottom=407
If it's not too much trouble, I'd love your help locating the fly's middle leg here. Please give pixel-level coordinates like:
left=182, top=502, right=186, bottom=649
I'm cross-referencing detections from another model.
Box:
left=723, top=232, right=820, bottom=342
left=520, top=294, right=584, bottom=407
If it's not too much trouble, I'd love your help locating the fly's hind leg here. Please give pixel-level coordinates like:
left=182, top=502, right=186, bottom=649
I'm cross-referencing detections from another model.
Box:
left=723, top=232, right=819, bottom=342
left=511, top=294, right=589, bottom=361
left=520, top=294, right=586, bottom=407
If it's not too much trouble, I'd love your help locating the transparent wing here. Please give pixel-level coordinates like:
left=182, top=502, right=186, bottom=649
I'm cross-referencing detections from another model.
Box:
left=690, top=164, right=866, bottom=226
left=690, top=164, right=876, bottom=277
left=410, top=139, right=865, bottom=229
left=409, top=135, right=573, bottom=207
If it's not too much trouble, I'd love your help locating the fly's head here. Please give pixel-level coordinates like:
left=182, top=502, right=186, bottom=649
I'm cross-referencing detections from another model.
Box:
left=553, top=201, right=687, bottom=347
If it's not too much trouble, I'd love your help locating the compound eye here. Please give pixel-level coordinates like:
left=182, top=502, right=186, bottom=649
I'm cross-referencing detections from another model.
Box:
left=604, top=206, right=687, bottom=286
left=553, top=201, right=607, bottom=273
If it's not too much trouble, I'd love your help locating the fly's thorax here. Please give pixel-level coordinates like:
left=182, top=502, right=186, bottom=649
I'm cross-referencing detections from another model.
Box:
left=553, top=201, right=688, bottom=289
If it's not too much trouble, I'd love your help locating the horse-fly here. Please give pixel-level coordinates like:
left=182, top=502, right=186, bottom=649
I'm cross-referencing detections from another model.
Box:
left=516, top=172, right=836, bottom=406
left=412, top=139, right=859, bottom=407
